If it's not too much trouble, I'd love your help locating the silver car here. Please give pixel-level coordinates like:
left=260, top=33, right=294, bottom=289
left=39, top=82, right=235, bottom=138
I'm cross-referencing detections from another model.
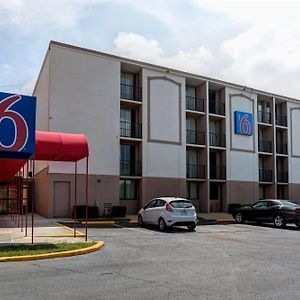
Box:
left=138, top=197, right=197, bottom=231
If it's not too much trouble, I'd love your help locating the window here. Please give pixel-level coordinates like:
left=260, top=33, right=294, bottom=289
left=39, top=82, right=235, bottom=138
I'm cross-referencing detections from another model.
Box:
left=144, top=199, right=157, bottom=209
left=253, top=201, right=267, bottom=208
left=119, top=180, right=136, bottom=200
left=187, top=182, right=198, bottom=199
left=156, top=199, right=166, bottom=207
left=121, top=72, right=135, bottom=100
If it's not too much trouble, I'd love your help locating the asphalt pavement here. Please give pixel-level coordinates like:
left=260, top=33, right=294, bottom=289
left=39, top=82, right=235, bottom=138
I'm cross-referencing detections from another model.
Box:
left=0, top=222, right=299, bottom=300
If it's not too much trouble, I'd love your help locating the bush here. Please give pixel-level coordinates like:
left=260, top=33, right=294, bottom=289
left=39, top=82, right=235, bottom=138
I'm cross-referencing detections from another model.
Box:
left=72, top=206, right=99, bottom=219
left=111, top=206, right=127, bottom=217
left=228, top=203, right=242, bottom=214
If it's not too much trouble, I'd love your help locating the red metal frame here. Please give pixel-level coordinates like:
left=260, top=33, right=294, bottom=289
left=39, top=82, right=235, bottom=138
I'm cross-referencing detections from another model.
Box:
left=74, top=162, right=77, bottom=238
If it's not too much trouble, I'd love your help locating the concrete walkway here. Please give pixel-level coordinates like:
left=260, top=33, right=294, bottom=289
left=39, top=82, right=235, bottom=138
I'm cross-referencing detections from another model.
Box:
left=0, top=214, right=87, bottom=246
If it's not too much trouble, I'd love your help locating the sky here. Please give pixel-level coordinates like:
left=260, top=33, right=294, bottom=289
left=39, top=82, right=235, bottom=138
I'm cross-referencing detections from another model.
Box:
left=1, top=0, right=300, bottom=99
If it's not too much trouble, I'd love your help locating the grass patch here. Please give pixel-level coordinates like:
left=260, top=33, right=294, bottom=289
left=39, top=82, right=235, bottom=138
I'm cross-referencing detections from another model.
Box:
left=0, top=242, right=96, bottom=257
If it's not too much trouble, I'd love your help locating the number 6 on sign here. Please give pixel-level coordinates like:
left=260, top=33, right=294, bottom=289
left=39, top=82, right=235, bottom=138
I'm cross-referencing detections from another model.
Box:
left=0, top=95, right=29, bottom=151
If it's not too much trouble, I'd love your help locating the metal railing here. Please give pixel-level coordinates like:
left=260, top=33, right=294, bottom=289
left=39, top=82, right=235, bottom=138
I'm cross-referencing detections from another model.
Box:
left=259, top=169, right=273, bottom=182
left=277, top=171, right=288, bottom=183
left=276, top=142, right=287, bottom=155
left=276, top=114, right=287, bottom=127
left=120, top=84, right=142, bottom=102
left=209, top=132, right=226, bottom=147
left=209, top=100, right=225, bottom=116
left=186, top=130, right=205, bottom=145
left=210, top=166, right=226, bottom=180
left=120, top=160, right=142, bottom=176
left=120, top=121, right=142, bottom=139
left=186, top=164, right=206, bottom=179
left=258, top=140, right=272, bottom=153
left=186, top=96, right=205, bottom=112
left=257, top=111, right=272, bottom=124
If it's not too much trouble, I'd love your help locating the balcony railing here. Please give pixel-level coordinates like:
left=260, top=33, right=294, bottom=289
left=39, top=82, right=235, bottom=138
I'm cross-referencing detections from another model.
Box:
left=277, top=171, right=288, bottom=183
left=120, top=121, right=142, bottom=139
left=258, top=140, right=272, bottom=153
left=120, top=84, right=142, bottom=102
left=186, top=164, right=206, bottom=179
left=186, top=130, right=205, bottom=145
left=276, top=114, right=287, bottom=127
left=276, top=142, right=287, bottom=155
left=257, top=111, right=272, bottom=124
left=259, top=169, right=273, bottom=182
left=210, top=166, right=226, bottom=180
left=209, top=100, right=225, bottom=116
left=120, top=160, right=142, bottom=176
left=186, top=96, right=205, bottom=112
left=209, top=132, right=226, bottom=147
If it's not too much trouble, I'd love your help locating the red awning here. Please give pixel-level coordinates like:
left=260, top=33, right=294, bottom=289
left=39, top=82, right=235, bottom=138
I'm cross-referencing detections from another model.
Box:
left=0, top=159, right=27, bottom=182
left=0, top=130, right=89, bottom=182
left=34, top=131, right=89, bottom=162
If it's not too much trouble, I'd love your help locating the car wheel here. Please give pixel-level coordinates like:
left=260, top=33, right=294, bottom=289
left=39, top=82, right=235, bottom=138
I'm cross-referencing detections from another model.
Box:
left=187, top=224, right=196, bottom=231
left=138, top=215, right=144, bottom=227
left=273, top=214, right=286, bottom=228
left=295, top=222, right=300, bottom=228
left=235, top=212, right=245, bottom=224
left=158, top=218, right=167, bottom=232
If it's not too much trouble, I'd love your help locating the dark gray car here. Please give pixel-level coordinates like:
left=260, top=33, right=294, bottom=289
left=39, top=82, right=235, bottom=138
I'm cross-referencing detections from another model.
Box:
left=232, top=199, right=300, bottom=228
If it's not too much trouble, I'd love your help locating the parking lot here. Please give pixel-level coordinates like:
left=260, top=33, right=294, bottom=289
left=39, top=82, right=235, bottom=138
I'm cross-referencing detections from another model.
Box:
left=0, top=223, right=299, bottom=300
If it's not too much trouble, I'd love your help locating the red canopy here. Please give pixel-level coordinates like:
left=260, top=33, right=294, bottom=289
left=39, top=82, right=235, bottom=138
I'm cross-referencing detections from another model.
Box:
left=0, top=131, right=89, bottom=182
left=34, top=131, right=89, bottom=162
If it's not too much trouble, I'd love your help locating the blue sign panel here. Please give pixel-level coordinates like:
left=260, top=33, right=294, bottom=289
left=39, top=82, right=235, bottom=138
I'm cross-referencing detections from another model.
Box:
left=234, top=111, right=253, bottom=136
left=0, top=92, right=36, bottom=159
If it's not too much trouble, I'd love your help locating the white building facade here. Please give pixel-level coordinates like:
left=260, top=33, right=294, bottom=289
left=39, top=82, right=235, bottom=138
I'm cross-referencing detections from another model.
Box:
left=33, top=41, right=300, bottom=217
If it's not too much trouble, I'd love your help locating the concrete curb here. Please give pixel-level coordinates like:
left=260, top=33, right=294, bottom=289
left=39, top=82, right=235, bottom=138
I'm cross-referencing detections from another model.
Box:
left=84, top=221, right=115, bottom=225
left=0, top=241, right=104, bottom=262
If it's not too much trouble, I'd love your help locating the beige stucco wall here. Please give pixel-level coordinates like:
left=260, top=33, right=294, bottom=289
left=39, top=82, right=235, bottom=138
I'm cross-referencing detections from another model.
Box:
left=48, top=45, right=121, bottom=177
left=35, top=168, right=49, bottom=217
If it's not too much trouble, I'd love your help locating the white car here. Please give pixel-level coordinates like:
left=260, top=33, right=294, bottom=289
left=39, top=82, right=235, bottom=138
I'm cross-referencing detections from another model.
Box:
left=138, top=197, right=197, bottom=231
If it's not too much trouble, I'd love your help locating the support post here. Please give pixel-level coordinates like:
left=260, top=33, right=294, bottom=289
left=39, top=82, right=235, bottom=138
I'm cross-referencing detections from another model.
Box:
left=31, top=159, right=35, bottom=244
left=85, top=157, right=89, bottom=242
left=74, top=162, right=77, bottom=238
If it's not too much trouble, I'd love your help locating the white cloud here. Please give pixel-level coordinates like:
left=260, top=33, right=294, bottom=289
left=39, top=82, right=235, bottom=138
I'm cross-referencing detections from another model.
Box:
left=114, top=32, right=215, bottom=75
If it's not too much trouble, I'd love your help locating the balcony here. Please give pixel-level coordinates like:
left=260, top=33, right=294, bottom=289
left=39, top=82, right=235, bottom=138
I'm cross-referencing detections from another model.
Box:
left=120, top=160, right=142, bottom=176
left=186, top=96, right=205, bottom=113
left=276, top=114, right=287, bottom=127
left=257, top=111, right=272, bottom=124
left=277, top=171, right=288, bottom=183
left=209, top=132, right=226, bottom=148
left=120, top=121, right=142, bottom=139
left=276, top=142, right=287, bottom=155
left=258, top=140, right=272, bottom=153
left=186, top=130, right=205, bottom=145
left=259, top=169, right=273, bottom=182
left=210, top=166, right=226, bottom=180
left=120, top=84, right=142, bottom=102
left=186, top=164, right=206, bottom=179
left=209, top=100, right=225, bottom=116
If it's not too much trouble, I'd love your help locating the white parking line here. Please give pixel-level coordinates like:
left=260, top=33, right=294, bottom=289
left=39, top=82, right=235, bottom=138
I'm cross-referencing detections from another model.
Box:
left=114, top=224, right=163, bottom=235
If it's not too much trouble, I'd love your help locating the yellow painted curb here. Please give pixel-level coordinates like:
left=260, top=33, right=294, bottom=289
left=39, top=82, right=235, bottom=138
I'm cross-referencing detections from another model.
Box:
left=84, top=221, right=115, bottom=225
left=129, top=220, right=138, bottom=224
left=0, top=241, right=104, bottom=262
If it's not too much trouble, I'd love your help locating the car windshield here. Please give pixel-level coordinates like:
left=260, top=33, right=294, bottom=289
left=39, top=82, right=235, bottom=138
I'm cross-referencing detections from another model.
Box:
left=279, top=200, right=299, bottom=207
left=170, top=200, right=193, bottom=208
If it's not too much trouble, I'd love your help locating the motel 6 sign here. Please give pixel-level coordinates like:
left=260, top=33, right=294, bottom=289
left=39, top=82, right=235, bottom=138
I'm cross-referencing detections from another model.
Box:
left=0, top=92, right=36, bottom=159
left=234, top=111, right=253, bottom=136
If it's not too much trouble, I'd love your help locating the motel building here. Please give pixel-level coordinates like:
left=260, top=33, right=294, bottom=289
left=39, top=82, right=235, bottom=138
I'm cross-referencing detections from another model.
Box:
left=2, top=40, right=300, bottom=218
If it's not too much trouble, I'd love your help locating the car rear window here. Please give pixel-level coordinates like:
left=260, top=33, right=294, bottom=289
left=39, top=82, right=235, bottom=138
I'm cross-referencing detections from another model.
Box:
left=280, top=200, right=299, bottom=207
left=170, top=200, right=193, bottom=208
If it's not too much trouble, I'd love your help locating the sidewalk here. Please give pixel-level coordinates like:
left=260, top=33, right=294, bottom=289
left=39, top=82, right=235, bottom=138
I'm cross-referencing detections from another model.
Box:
left=0, top=214, right=87, bottom=246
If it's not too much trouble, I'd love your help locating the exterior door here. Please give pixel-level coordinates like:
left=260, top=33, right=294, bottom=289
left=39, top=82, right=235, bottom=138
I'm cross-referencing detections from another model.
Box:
left=53, top=181, right=70, bottom=217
